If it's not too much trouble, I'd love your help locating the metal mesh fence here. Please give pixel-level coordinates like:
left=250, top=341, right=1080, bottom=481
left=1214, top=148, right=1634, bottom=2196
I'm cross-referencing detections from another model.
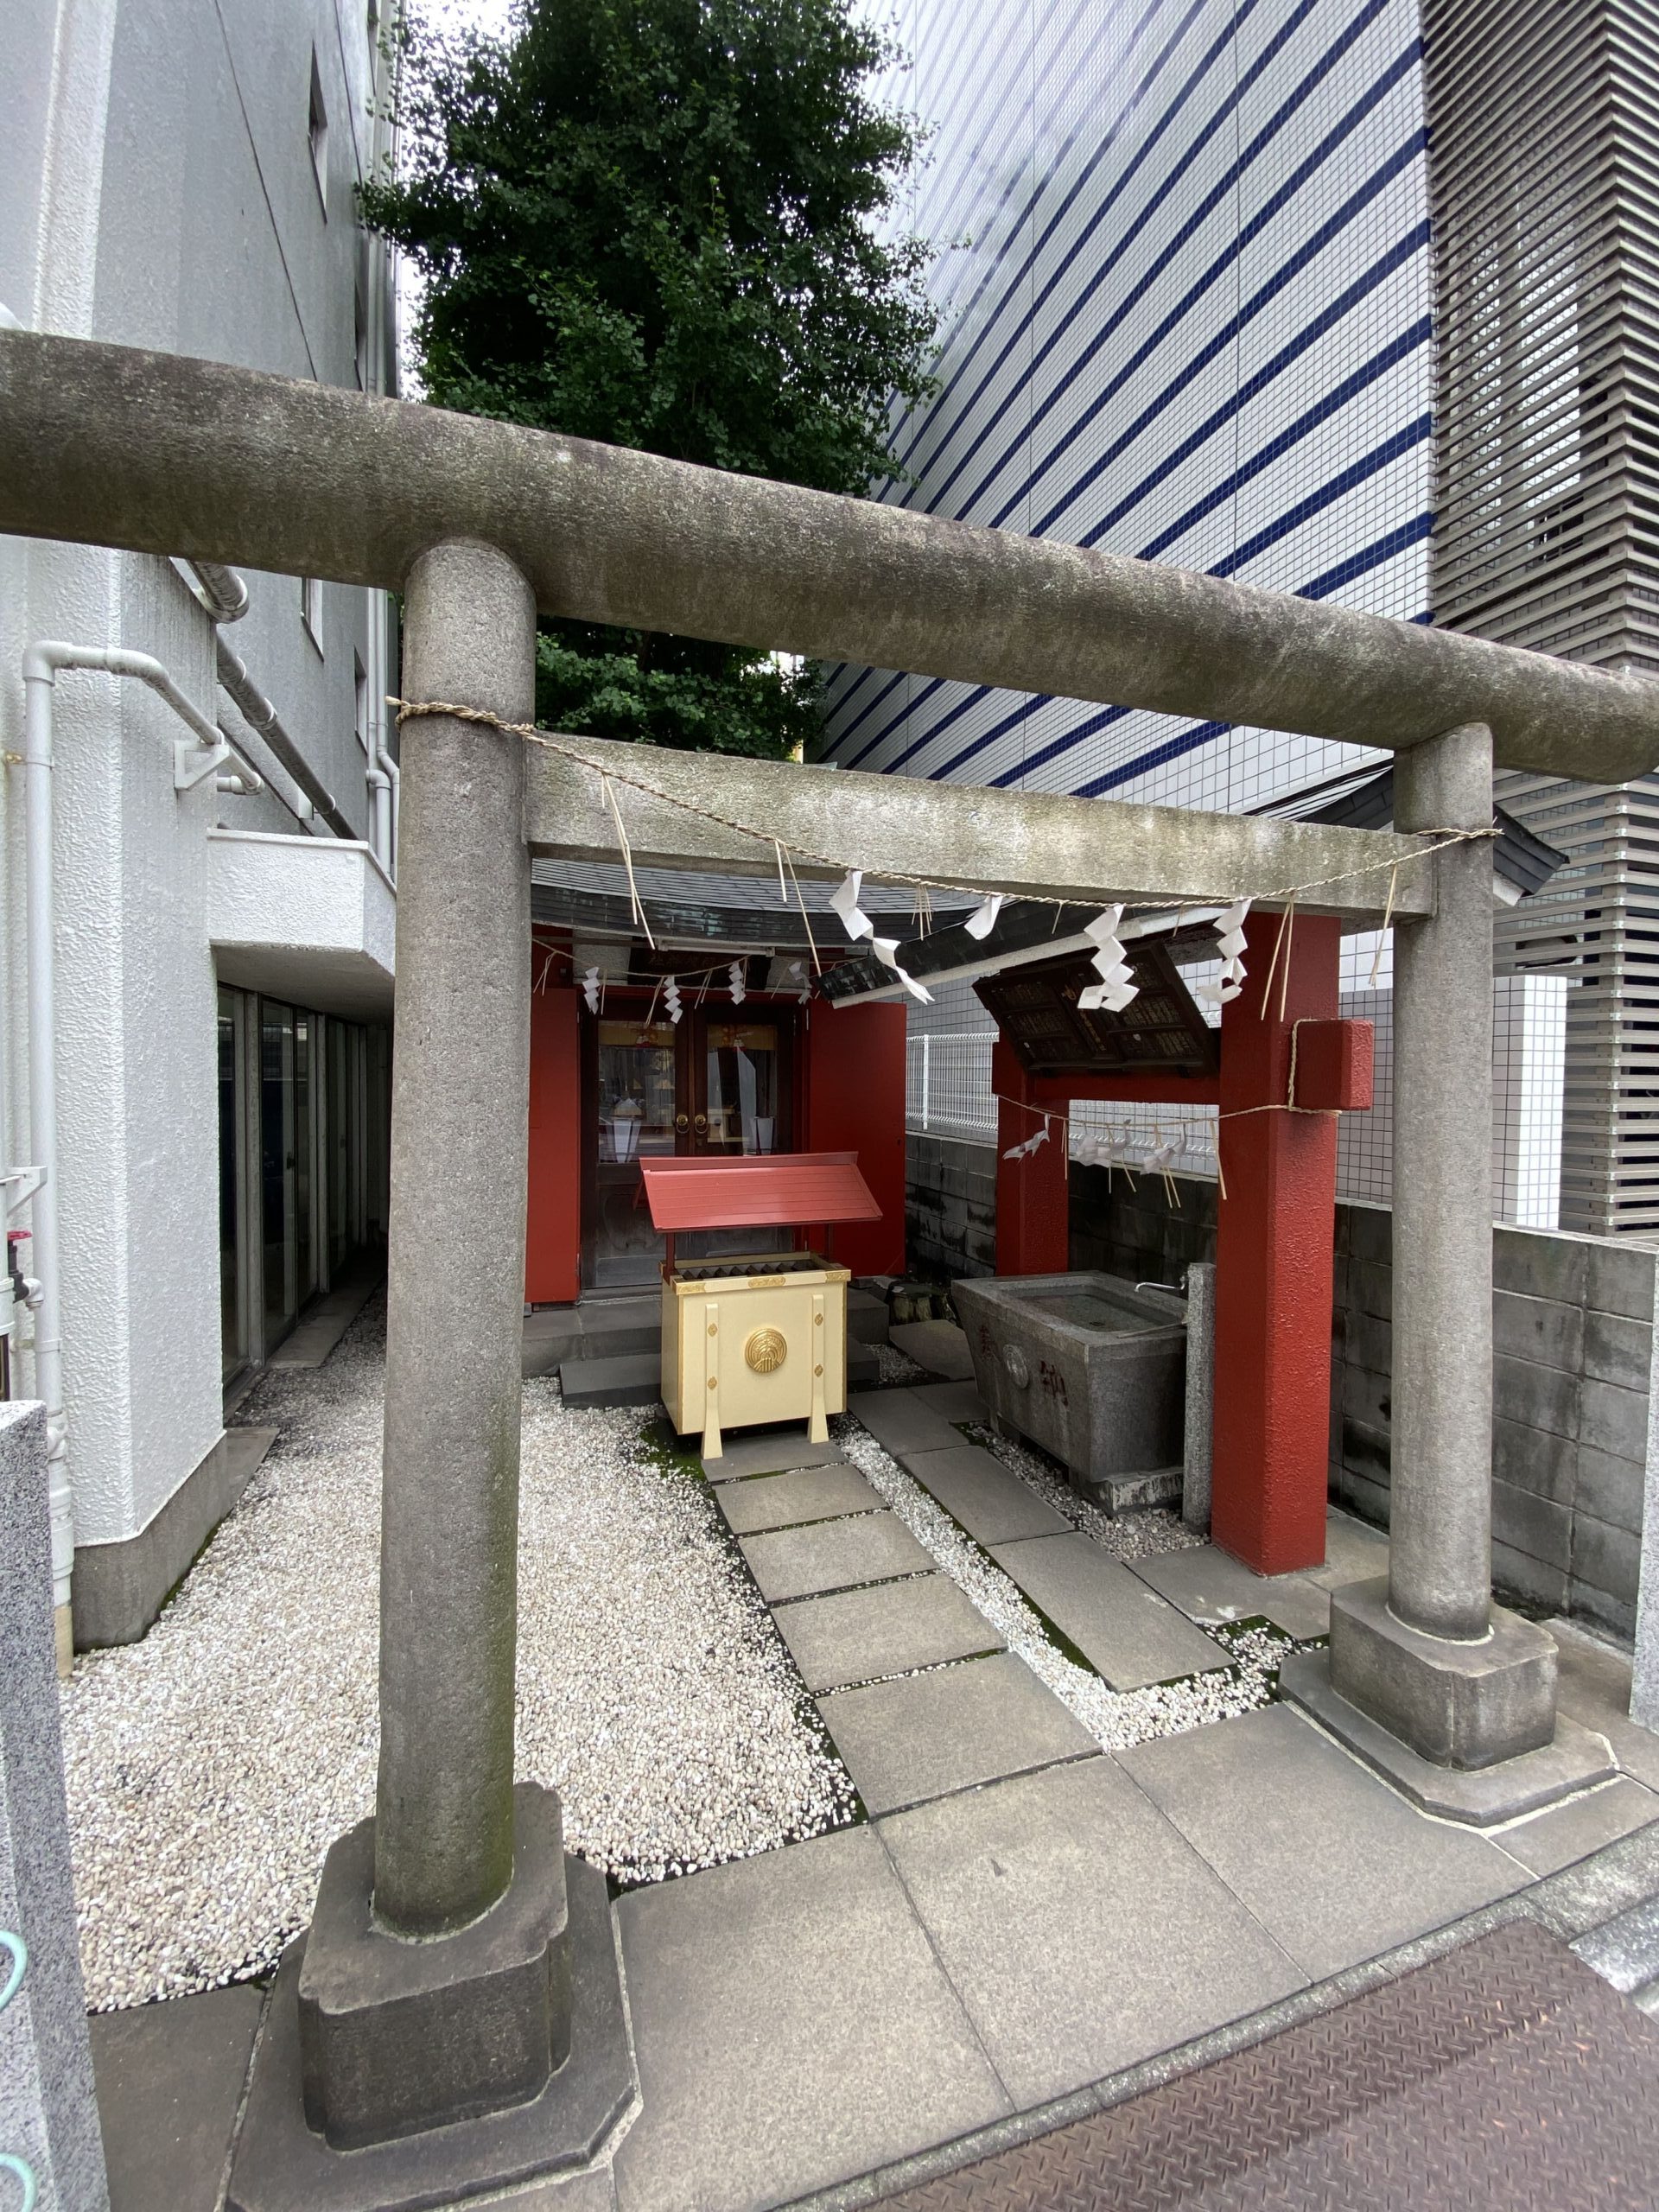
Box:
left=904, top=975, right=1569, bottom=1228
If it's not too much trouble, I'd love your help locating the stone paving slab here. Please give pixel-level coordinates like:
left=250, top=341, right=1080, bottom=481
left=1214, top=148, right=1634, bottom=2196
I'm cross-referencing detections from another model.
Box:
left=89, top=1981, right=263, bottom=2212
left=774, top=1575, right=1006, bottom=1694
left=1571, top=1892, right=1659, bottom=1995
left=989, top=1534, right=1230, bottom=1688
left=878, top=1757, right=1306, bottom=2109
left=740, top=1510, right=934, bottom=1605
left=906, top=1379, right=988, bottom=1423
left=819, top=1652, right=1096, bottom=1815
left=1549, top=1618, right=1659, bottom=1792
left=1500, top=1777, right=1659, bottom=1879
left=890, top=1320, right=978, bottom=1381
left=714, top=1463, right=880, bottom=1536
left=848, top=1389, right=965, bottom=1458
left=903, top=1445, right=1072, bottom=1547
left=699, top=1427, right=849, bottom=1482
left=1128, top=1543, right=1331, bottom=1640
left=1305, top=1508, right=1390, bottom=1589
left=1120, top=1703, right=1526, bottom=1981
left=613, top=1825, right=1010, bottom=2212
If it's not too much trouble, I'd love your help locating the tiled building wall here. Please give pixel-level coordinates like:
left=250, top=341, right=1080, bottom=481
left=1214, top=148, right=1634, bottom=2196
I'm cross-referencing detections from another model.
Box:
left=905, top=1136, right=1653, bottom=1642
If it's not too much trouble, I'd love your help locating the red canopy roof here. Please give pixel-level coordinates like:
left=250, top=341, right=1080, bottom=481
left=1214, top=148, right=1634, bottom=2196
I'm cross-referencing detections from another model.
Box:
left=641, top=1151, right=882, bottom=1233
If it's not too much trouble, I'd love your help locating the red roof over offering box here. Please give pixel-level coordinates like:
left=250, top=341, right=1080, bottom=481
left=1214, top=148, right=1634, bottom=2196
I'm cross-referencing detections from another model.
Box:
left=640, top=1152, right=882, bottom=1233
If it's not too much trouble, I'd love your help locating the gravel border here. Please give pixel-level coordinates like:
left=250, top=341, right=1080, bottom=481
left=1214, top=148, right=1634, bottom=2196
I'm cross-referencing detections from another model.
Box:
left=59, top=1300, right=855, bottom=2010
left=832, top=1419, right=1302, bottom=1753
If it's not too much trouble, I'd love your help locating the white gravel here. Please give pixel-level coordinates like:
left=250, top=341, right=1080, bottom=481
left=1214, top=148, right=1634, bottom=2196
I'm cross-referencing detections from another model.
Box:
left=832, top=1419, right=1303, bottom=1755
left=60, top=1303, right=1313, bottom=2014
left=60, top=1298, right=854, bottom=2012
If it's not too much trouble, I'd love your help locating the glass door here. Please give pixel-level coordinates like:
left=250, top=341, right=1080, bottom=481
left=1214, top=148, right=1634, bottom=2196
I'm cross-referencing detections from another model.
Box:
left=591, top=1015, right=679, bottom=1287
left=260, top=1001, right=297, bottom=1350
left=697, top=1019, right=783, bottom=1156
left=681, top=1014, right=792, bottom=1261
left=218, top=988, right=249, bottom=1380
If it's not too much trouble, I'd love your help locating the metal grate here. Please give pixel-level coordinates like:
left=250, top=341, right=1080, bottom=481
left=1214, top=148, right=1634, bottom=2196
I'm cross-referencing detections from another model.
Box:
left=874, top=1917, right=1659, bottom=2210
left=1425, top=0, right=1659, bottom=1234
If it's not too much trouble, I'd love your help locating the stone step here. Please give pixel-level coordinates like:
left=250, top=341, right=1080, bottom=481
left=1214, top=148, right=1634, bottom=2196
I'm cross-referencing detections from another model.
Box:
left=846, top=1288, right=891, bottom=1347
left=1571, top=1892, right=1659, bottom=1997
left=558, top=1339, right=872, bottom=1408
left=524, top=1300, right=660, bottom=1376
left=557, top=1352, right=664, bottom=1409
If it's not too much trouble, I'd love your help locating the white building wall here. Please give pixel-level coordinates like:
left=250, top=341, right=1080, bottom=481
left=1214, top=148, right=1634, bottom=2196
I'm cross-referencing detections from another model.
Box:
left=0, top=0, right=397, bottom=1565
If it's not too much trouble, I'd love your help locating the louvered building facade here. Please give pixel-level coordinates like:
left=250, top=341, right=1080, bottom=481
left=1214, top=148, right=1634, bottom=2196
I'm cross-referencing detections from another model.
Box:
left=822, top=0, right=1659, bottom=1236
left=1426, top=0, right=1659, bottom=1235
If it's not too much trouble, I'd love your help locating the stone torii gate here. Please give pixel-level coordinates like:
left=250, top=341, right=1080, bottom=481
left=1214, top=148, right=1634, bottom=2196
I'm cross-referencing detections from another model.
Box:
left=3, top=330, right=1656, bottom=2209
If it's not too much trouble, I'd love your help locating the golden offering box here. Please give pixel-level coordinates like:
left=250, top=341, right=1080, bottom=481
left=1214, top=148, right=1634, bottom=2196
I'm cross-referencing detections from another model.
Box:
left=640, top=1152, right=882, bottom=1462
left=662, top=1255, right=852, bottom=1459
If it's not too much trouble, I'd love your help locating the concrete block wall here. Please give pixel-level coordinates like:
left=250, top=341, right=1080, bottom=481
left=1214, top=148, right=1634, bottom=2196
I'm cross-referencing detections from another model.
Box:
left=906, top=1131, right=997, bottom=1280
left=905, top=1137, right=1652, bottom=1644
left=1333, top=1202, right=1654, bottom=1642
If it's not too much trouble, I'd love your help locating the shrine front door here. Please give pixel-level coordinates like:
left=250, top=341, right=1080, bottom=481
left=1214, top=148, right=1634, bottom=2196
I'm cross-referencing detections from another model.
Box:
left=588, top=998, right=795, bottom=1287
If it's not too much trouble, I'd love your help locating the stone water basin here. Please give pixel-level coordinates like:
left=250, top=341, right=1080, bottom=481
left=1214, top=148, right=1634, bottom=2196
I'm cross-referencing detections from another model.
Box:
left=952, top=1271, right=1186, bottom=1512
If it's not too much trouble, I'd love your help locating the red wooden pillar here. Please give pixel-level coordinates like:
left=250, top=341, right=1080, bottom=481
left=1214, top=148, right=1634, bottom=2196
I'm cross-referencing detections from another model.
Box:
left=993, top=1035, right=1068, bottom=1274
left=1212, top=911, right=1340, bottom=1574
left=525, top=985, right=582, bottom=1303
left=803, top=1001, right=907, bottom=1276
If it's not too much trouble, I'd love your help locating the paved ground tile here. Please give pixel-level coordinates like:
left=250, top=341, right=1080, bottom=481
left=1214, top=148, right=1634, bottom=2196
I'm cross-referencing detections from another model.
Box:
left=1498, top=1775, right=1659, bottom=1878
left=906, top=1379, right=988, bottom=1423
left=819, top=1651, right=1096, bottom=1815
left=613, top=1825, right=1009, bottom=2212
left=1128, top=1544, right=1331, bottom=1640
left=700, top=1427, right=849, bottom=1482
left=90, top=1981, right=263, bottom=2212
left=715, top=1464, right=880, bottom=1537
left=901, top=1445, right=1071, bottom=1547
left=1548, top=1618, right=1659, bottom=1791
left=878, top=1757, right=1306, bottom=2108
left=774, top=1576, right=1005, bottom=1694
left=846, top=1389, right=964, bottom=1458
left=989, top=1534, right=1230, bottom=1688
left=740, top=1510, right=934, bottom=1605
left=1305, top=1508, right=1390, bottom=1589
left=889, top=1320, right=978, bottom=1381
left=1120, top=1702, right=1526, bottom=1980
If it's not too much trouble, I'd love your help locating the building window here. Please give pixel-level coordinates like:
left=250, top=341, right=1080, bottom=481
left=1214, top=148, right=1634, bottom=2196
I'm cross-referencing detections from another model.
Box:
left=308, top=53, right=328, bottom=213
left=302, top=575, right=324, bottom=652
left=353, top=652, right=369, bottom=751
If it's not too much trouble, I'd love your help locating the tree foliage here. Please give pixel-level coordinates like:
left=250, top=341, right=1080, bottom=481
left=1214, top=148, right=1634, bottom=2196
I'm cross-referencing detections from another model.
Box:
left=362, top=0, right=938, bottom=757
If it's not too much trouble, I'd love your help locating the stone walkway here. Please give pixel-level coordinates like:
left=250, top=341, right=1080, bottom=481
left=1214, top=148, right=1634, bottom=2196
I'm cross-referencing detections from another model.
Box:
left=592, top=1394, right=1659, bottom=2212
left=88, top=1378, right=1659, bottom=2212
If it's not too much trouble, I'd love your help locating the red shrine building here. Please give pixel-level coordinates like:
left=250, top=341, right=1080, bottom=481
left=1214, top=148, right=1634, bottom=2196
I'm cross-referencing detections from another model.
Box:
left=521, top=865, right=916, bottom=1300
left=525, top=794, right=1558, bottom=1587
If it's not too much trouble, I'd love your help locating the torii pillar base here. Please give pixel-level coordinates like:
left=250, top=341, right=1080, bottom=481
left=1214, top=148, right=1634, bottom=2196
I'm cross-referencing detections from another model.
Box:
left=227, top=1789, right=636, bottom=2211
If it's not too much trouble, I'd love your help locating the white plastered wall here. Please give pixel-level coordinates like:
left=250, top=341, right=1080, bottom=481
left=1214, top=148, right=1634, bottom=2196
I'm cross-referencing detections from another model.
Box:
left=0, top=0, right=397, bottom=1555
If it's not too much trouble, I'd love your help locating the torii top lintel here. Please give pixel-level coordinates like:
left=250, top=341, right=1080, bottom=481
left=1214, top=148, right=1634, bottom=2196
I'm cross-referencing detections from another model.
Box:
left=2, top=329, right=1656, bottom=789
